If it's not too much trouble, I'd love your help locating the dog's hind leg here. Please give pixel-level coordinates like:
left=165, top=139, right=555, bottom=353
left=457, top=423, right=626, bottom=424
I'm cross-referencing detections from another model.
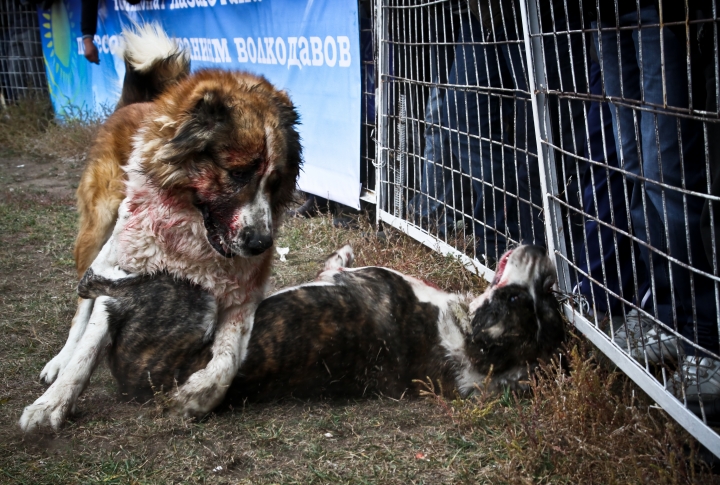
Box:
left=74, top=196, right=123, bottom=278
left=322, top=245, right=354, bottom=272
left=314, top=245, right=354, bottom=284
left=20, top=296, right=112, bottom=432
left=42, top=163, right=122, bottom=385
left=39, top=298, right=95, bottom=385
left=74, top=149, right=126, bottom=279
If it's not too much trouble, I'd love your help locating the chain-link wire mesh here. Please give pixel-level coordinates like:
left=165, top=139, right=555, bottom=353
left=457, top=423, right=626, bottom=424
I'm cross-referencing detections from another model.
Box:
left=376, top=0, right=545, bottom=279
left=0, top=0, right=48, bottom=105
left=360, top=0, right=377, bottom=200
left=372, top=0, right=720, bottom=455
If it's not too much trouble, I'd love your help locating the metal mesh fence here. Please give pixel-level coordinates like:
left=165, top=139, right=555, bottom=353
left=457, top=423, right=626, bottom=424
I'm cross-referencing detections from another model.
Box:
left=360, top=0, right=377, bottom=200
left=0, top=0, right=47, bottom=106
left=372, top=0, right=720, bottom=455
left=375, top=0, right=545, bottom=285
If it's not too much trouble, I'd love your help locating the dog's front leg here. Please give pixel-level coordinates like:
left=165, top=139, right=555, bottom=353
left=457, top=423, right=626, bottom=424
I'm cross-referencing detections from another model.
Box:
left=38, top=233, right=127, bottom=385
left=172, top=303, right=256, bottom=417
left=39, top=298, right=95, bottom=385
left=19, top=296, right=112, bottom=432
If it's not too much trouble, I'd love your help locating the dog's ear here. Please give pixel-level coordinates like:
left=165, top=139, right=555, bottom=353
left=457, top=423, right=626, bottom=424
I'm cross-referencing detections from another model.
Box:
left=471, top=288, right=536, bottom=344
left=267, top=90, right=302, bottom=210
left=165, top=89, right=232, bottom=164
left=273, top=90, right=302, bottom=173
left=534, top=296, right=566, bottom=347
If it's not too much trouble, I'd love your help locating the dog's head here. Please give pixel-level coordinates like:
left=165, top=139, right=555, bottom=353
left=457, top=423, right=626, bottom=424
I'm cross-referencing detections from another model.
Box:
left=466, top=245, right=565, bottom=381
left=142, top=70, right=302, bottom=258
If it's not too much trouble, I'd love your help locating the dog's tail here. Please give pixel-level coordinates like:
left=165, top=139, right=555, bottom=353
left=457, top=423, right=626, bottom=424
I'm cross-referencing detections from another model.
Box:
left=117, top=23, right=190, bottom=109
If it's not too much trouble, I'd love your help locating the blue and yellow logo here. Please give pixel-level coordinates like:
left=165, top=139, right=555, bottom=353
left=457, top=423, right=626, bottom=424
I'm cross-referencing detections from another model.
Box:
left=39, top=0, right=90, bottom=114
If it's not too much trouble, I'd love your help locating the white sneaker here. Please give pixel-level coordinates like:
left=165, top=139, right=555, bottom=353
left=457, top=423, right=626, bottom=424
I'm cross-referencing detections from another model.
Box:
left=613, top=309, right=679, bottom=363
left=671, top=356, right=720, bottom=402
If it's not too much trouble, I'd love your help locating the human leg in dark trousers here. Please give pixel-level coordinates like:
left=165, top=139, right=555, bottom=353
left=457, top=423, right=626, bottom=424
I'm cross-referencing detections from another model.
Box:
left=443, top=14, right=519, bottom=262
left=408, top=6, right=458, bottom=238
left=577, top=59, right=636, bottom=318
left=594, top=6, right=719, bottom=359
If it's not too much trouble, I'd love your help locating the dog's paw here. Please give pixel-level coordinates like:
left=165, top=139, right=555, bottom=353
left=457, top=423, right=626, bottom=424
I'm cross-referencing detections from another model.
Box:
left=39, top=353, right=70, bottom=385
left=171, top=369, right=225, bottom=418
left=18, top=395, right=72, bottom=432
left=77, top=268, right=97, bottom=299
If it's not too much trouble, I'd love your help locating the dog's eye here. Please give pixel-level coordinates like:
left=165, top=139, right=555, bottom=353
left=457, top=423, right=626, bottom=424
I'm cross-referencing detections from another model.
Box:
left=229, top=169, right=254, bottom=186
left=266, top=171, right=281, bottom=192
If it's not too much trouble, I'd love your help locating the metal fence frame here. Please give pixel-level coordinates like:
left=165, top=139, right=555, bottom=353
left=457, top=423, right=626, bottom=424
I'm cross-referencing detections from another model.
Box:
left=0, top=0, right=48, bottom=106
left=371, top=0, right=720, bottom=456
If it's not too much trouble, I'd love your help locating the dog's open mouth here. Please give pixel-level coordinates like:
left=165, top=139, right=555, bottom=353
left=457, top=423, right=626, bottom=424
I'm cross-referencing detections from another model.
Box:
left=196, top=202, right=235, bottom=258
left=491, top=249, right=513, bottom=287
left=207, top=232, right=234, bottom=258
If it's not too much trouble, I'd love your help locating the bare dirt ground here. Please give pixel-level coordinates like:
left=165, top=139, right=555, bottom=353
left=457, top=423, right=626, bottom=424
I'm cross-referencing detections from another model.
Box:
left=0, top=150, right=84, bottom=200
left=1, top=134, right=718, bottom=482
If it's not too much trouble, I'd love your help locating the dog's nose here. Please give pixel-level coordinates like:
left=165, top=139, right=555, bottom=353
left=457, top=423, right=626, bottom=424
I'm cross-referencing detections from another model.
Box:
left=241, top=228, right=273, bottom=255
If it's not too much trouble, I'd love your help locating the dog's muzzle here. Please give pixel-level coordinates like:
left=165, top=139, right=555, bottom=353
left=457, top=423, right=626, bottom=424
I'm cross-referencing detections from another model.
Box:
left=238, top=227, right=273, bottom=255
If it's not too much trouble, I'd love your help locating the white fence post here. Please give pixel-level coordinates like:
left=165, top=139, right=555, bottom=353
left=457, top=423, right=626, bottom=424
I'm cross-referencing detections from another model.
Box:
left=518, top=0, right=571, bottom=292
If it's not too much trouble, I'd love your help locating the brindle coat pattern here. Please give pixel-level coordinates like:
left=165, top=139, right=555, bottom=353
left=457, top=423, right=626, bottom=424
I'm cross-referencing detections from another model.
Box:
left=231, top=268, right=454, bottom=400
left=80, top=248, right=566, bottom=404
left=78, top=272, right=214, bottom=401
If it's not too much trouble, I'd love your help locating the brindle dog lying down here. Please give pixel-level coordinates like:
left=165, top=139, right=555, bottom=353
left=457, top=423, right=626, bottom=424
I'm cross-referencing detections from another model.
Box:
left=77, top=244, right=565, bottom=404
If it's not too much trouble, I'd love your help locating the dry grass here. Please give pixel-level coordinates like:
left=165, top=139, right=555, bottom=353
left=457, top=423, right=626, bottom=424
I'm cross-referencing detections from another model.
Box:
left=0, top=107, right=717, bottom=483
left=440, top=339, right=712, bottom=484
left=0, top=97, right=102, bottom=162
left=271, top=212, right=487, bottom=296
left=1, top=191, right=716, bottom=483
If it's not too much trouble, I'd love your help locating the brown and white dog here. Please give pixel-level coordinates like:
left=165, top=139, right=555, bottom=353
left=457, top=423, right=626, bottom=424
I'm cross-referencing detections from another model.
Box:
left=19, top=24, right=301, bottom=431
left=69, top=244, right=566, bottom=407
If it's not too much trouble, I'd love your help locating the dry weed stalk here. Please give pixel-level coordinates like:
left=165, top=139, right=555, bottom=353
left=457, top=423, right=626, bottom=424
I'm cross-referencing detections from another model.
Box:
left=498, top=337, right=710, bottom=483
left=0, top=97, right=103, bottom=161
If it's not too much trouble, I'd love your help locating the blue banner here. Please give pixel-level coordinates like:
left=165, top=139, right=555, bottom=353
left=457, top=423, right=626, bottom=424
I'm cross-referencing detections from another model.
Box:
left=38, top=0, right=361, bottom=208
